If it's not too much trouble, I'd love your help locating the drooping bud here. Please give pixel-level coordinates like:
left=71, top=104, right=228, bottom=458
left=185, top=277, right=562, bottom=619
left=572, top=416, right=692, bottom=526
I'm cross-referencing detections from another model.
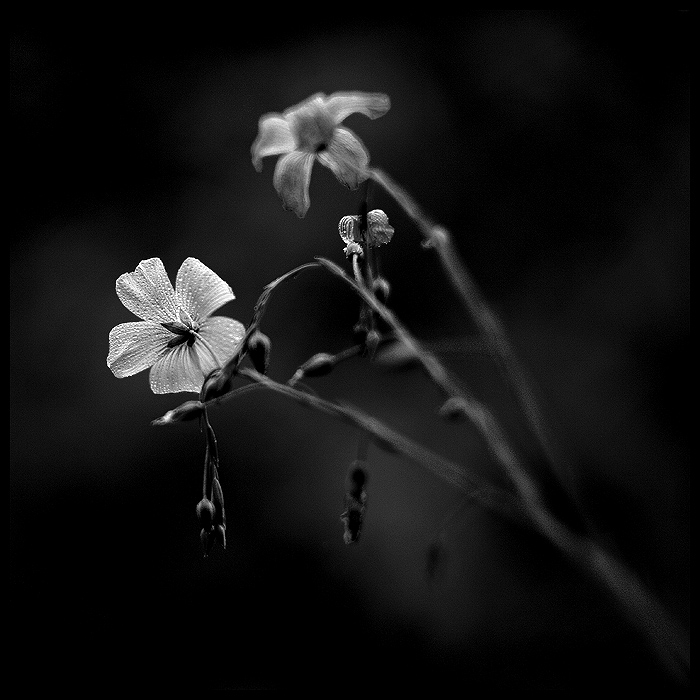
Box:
left=246, top=330, right=271, bottom=375
left=346, top=460, right=367, bottom=501
left=196, top=498, right=216, bottom=530
left=341, top=460, right=368, bottom=545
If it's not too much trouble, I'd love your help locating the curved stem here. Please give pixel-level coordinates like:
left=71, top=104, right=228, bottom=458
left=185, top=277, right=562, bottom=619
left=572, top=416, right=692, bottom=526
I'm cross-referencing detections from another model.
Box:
left=237, top=368, right=691, bottom=685
left=368, top=167, right=580, bottom=514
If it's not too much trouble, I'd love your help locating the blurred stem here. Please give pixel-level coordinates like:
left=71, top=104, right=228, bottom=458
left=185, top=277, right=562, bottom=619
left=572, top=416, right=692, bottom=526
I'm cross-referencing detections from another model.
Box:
left=235, top=367, right=689, bottom=685
left=155, top=361, right=689, bottom=683
left=317, top=257, right=541, bottom=510
left=368, top=167, right=579, bottom=517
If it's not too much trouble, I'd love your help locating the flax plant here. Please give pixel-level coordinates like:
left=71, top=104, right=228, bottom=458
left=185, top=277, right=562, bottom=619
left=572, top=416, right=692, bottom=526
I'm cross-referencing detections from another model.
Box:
left=107, top=91, right=689, bottom=687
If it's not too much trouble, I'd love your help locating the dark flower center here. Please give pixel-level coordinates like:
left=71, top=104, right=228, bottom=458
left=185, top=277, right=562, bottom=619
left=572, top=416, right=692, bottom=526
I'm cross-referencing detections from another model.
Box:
left=162, top=319, right=199, bottom=348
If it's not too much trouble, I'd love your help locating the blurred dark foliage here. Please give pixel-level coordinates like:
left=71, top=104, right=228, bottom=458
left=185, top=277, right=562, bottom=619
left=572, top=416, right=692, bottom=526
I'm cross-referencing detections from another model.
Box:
left=10, top=11, right=689, bottom=692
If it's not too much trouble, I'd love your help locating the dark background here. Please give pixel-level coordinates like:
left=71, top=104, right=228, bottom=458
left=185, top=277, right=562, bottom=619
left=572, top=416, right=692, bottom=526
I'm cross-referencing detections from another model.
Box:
left=10, top=11, right=689, bottom=692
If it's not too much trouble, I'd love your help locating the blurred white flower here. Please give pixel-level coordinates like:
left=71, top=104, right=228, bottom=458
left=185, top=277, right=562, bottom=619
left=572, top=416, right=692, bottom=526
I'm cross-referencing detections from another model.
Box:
left=251, top=91, right=390, bottom=217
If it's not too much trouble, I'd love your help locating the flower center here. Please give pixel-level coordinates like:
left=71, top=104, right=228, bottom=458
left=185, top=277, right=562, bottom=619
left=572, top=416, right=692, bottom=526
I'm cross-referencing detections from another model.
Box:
left=162, top=309, right=200, bottom=348
left=290, top=101, right=336, bottom=154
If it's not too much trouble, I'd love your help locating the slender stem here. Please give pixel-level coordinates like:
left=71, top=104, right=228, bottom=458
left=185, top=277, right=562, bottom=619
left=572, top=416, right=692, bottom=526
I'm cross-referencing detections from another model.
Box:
left=317, top=257, right=542, bottom=510
left=368, top=167, right=579, bottom=513
left=153, top=363, right=689, bottom=683
left=236, top=366, right=523, bottom=521
left=234, top=368, right=690, bottom=685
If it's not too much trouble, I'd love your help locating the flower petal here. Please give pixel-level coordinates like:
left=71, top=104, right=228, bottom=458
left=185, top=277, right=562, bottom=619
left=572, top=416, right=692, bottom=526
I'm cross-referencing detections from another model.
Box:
left=107, top=321, right=172, bottom=378
left=325, top=92, right=391, bottom=123
left=147, top=316, right=247, bottom=394
left=198, top=316, right=246, bottom=365
left=251, top=115, right=296, bottom=171
left=318, top=127, right=369, bottom=190
left=175, top=257, right=234, bottom=322
left=273, top=151, right=316, bottom=218
left=149, top=344, right=207, bottom=394
left=116, top=258, right=178, bottom=323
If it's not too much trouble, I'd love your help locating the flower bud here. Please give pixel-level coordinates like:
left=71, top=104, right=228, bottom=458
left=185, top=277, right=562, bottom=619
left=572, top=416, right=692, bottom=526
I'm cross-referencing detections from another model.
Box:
left=201, top=367, right=235, bottom=402
left=438, top=396, right=469, bottom=422
left=151, top=400, right=204, bottom=426
left=365, top=330, right=381, bottom=359
left=346, top=460, right=368, bottom=501
left=196, top=498, right=216, bottom=529
left=341, top=461, right=368, bottom=544
left=299, top=353, right=336, bottom=378
left=246, top=330, right=271, bottom=375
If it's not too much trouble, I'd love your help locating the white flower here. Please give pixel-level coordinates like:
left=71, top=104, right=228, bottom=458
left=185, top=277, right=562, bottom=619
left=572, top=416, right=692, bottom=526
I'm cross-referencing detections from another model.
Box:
left=107, top=257, right=245, bottom=394
left=251, top=91, right=390, bottom=217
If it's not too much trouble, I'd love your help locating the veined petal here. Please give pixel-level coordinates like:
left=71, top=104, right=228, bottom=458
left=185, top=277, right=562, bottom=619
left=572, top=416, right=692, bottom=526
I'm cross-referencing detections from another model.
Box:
left=107, top=321, right=172, bottom=378
left=318, top=127, right=369, bottom=190
left=116, top=258, right=178, bottom=323
left=149, top=344, right=208, bottom=394
left=251, top=115, right=296, bottom=171
left=273, top=150, right=316, bottom=218
left=175, top=257, right=234, bottom=322
left=198, top=316, right=246, bottom=365
left=325, top=92, right=391, bottom=123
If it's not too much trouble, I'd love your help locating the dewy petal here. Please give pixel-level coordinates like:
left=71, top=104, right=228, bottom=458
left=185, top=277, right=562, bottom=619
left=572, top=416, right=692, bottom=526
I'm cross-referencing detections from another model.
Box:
left=251, top=115, right=296, bottom=171
left=175, top=257, right=234, bottom=323
left=107, top=321, right=173, bottom=378
left=318, top=127, right=369, bottom=190
left=325, top=92, right=391, bottom=123
left=273, top=150, right=316, bottom=218
left=149, top=344, right=207, bottom=394
left=116, top=258, right=178, bottom=323
left=147, top=316, right=246, bottom=394
left=198, top=316, right=246, bottom=365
